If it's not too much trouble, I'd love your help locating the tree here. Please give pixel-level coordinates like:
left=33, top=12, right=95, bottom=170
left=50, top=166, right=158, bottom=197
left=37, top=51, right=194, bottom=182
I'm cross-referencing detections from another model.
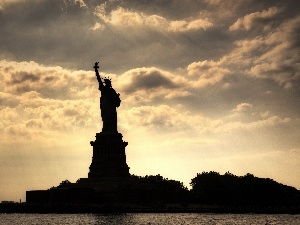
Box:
left=190, top=171, right=300, bottom=207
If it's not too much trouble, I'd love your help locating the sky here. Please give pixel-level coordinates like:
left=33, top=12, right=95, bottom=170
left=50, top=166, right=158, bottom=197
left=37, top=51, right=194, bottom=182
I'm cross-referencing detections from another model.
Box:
left=0, top=0, right=299, bottom=202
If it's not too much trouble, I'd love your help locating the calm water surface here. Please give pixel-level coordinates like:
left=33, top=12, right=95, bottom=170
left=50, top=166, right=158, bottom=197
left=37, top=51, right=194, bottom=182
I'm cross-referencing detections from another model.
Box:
left=0, top=213, right=300, bottom=225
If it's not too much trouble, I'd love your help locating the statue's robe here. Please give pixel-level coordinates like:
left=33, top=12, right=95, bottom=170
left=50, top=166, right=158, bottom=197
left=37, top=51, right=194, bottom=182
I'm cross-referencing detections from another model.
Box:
left=99, top=85, right=120, bottom=133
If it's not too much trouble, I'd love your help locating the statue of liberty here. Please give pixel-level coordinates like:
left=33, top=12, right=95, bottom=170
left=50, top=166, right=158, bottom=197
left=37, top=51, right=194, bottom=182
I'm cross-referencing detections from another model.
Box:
left=93, top=62, right=121, bottom=134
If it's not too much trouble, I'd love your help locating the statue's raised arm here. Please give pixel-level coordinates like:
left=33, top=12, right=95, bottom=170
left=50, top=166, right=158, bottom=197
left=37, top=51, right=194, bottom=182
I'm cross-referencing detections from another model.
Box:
left=94, top=62, right=103, bottom=89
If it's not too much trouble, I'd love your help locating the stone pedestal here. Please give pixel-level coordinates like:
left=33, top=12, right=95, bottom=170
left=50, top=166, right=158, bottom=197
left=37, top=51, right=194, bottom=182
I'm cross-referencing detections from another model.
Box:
left=88, top=132, right=130, bottom=178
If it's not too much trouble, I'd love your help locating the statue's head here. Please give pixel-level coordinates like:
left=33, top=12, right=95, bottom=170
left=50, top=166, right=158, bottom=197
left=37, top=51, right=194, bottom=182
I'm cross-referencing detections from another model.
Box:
left=104, top=78, right=112, bottom=87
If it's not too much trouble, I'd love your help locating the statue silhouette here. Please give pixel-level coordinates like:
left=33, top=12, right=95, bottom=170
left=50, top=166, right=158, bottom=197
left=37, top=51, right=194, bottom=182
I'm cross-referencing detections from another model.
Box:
left=94, top=62, right=121, bottom=133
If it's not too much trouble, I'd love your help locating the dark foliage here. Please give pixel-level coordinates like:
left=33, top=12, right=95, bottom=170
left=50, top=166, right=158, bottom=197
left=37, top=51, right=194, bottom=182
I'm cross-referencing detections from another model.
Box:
left=190, top=171, right=300, bottom=207
left=130, top=174, right=189, bottom=204
left=56, top=179, right=72, bottom=188
left=50, top=172, right=299, bottom=208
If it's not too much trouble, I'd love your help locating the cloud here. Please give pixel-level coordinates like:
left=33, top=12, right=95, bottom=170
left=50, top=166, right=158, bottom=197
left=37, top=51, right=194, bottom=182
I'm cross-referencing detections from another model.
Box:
left=0, top=60, right=96, bottom=98
left=168, top=18, right=213, bottom=32
left=8, top=72, right=40, bottom=85
left=187, top=60, right=230, bottom=87
left=216, top=116, right=291, bottom=134
left=232, top=103, right=253, bottom=113
left=114, top=67, right=192, bottom=105
left=0, top=92, right=19, bottom=108
left=94, top=6, right=213, bottom=32
left=4, top=124, right=31, bottom=139
left=229, top=7, right=281, bottom=31
left=248, top=16, right=300, bottom=88
left=0, top=0, right=228, bottom=72
left=118, top=67, right=182, bottom=92
left=0, top=0, right=24, bottom=10
left=123, top=105, right=189, bottom=130
left=119, top=97, right=292, bottom=137
left=0, top=0, right=95, bottom=69
left=20, top=96, right=97, bottom=132
left=25, top=119, right=44, bottom=129
left=0, top=107, right=19, bottom=131
left=0, top=62, right=191, bottom=135
left=222, top=13, right=300, bottom=88
left=0, top=53, right=297, bottom=144
left=0, top=60, right=101, bottom=146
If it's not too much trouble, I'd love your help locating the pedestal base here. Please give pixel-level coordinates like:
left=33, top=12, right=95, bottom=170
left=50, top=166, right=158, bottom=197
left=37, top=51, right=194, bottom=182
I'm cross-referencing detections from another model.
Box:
left=88, top=132, right=130, bottom=178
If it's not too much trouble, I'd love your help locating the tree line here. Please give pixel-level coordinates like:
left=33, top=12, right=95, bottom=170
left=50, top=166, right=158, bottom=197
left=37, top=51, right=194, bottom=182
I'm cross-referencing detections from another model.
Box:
left=57, top=171, right=300, bottom=207
left=190, top=171, right=300, bottom=207
left=132, top=172, right=300, bottom=207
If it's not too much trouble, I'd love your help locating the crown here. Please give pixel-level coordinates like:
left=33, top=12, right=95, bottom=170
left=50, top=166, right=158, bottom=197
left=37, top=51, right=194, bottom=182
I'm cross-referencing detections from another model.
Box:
left=103, top=76, right=111, bottom=81
left=103, top=77, right=112, bottom=85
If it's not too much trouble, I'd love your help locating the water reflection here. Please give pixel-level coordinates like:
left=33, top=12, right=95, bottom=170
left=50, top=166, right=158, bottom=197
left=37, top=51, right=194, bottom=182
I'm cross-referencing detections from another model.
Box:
left=0, top=213, right=300, bottom=225
left=90, top=213, right=300, bottom=225
left=93, top=213, right=134, bottom=225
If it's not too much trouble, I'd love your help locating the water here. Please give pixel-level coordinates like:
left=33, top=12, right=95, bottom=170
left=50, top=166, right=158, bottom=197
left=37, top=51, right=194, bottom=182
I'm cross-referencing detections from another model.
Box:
left=0, top=213, right=299, bottom=225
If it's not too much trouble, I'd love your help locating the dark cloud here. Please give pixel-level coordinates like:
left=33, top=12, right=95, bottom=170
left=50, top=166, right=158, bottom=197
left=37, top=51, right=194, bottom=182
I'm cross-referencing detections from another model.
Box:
left=0, top=60, right=96, bottom=100
left=8, top=72, right=40, bottom=85
left=0, top=0, right=296, bottom=76
left=133, top=71, right=175, bottom=89
left=122, top=69, right=178, bottom=93
left=43, top=75, right=58, bottom=83
left=129, top=71, right=176, bottom=89
left=84, top=0, right=207, bottom=20
left=0, top=0, right=94, bottom=69
left=0, top=0, right=246, bottom=72
left=63, top=108, right=79, bottom=117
